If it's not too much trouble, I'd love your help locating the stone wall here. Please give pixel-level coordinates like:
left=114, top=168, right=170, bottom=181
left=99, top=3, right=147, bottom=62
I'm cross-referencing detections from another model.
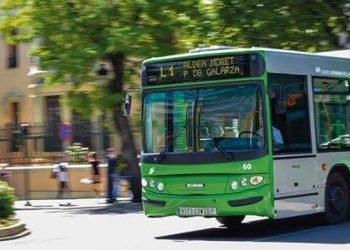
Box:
left=1, top=164, right=117, bottom=200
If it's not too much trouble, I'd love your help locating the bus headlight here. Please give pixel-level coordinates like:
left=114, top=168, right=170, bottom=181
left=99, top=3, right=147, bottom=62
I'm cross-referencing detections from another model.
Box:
left=157, top=182, right=164, bottom=191
left=141, top=178, right=148, bottom=187
left=149, top=180, right=156, bottom=188
left=240, top=178, right=248, bottom=187
left=230, top=181, right=238, bottom=190
left=250, top=176, right=263, bottom=185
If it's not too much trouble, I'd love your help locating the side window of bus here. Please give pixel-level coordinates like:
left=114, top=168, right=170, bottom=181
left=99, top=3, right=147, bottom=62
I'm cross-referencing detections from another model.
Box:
left=313, top=77, right=350, bottom=150
left=268, top=73, right=311, bottom=154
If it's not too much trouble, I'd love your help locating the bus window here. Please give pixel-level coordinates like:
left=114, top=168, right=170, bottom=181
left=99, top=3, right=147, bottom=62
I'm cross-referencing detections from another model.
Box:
left=197, top=85, right=264, bottom=152
left=313, top=77, right=350, bottom=150
left=268, top=73, right=311, bottom=154
left=143, top=83, right=266, bottom=154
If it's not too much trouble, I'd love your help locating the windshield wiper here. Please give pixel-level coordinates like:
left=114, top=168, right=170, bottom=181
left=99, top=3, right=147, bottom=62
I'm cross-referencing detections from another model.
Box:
left=211, top=137, right=233, bottom=160
left=156, top=125, right=186, bottom=162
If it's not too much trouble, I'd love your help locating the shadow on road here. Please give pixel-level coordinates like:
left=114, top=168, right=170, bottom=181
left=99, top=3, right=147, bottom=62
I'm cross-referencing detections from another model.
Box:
left=156, top=214, right=350, bottom=244
left=72, top=201, right=143, bottom=215
left=45, top=201, right=143, bottom=215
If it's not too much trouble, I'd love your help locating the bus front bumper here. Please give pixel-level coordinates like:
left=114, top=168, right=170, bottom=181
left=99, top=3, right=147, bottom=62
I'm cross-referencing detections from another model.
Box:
left=142, top=185, right=273, bottom=218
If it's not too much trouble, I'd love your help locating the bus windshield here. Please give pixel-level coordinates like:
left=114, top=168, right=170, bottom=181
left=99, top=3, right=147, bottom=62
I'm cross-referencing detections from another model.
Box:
left=143, top=82, right=265, bottom=155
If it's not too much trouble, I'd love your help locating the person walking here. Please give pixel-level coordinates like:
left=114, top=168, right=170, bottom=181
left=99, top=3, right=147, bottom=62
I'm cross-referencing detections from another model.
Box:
left=106, top=148, right=118, bottom=203
left=51, top=162, right=69, bottom=200
left=88, top=152, right=101, bottom=197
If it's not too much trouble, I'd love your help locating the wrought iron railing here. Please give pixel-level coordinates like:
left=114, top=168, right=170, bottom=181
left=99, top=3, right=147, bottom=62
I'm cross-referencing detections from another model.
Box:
left=0, top=121, right=115, bottom=166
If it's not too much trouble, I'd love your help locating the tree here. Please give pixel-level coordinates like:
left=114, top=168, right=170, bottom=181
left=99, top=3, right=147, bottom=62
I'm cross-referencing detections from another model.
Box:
left=0, top=0, right=204, bottom=201
left=175, top=0, right=350, bottom=51
left=212, top=0, right=350, bottom=51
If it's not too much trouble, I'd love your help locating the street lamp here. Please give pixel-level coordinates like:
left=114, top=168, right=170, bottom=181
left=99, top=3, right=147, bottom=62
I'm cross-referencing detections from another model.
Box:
left=94, top=62, right=114, bottom=81
left=96, top=63, right=108, bottom=76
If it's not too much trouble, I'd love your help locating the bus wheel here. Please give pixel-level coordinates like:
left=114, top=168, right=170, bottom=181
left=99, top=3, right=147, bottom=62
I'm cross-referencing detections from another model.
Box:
left=325, top=172, right=350, bottom=224
left=216, top=216, right=245, bottom=227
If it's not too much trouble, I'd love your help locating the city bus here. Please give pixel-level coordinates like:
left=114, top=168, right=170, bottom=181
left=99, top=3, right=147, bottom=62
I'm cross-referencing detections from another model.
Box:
left=140, top=46, right=350, bottom=226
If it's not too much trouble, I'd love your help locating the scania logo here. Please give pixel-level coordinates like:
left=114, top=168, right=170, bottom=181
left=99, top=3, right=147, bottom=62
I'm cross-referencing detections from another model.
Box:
left=186, top=183, right=205, bottom=188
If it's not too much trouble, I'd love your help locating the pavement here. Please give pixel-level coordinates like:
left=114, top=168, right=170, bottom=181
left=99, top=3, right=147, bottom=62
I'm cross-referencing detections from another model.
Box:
left=6, top=197, right=141, bottom=241
left=14, top=197, right=135, bottom=210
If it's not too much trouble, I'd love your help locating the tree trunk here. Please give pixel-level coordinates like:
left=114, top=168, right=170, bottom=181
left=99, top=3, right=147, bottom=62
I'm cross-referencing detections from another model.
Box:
left=109, top=53, right=141, bottom=202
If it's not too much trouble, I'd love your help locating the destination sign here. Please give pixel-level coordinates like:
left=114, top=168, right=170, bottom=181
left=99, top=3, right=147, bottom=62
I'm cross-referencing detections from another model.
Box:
left=143, top=53, right=264, bottom=86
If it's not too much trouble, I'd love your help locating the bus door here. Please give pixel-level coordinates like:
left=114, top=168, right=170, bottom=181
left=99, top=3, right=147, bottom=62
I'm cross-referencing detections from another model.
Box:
left=268, top=73, right=318, bottom=218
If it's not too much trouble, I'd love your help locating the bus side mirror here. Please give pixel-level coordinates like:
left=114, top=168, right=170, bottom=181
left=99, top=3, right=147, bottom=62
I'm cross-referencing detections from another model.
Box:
left=123, top=94, right=132, bottom=116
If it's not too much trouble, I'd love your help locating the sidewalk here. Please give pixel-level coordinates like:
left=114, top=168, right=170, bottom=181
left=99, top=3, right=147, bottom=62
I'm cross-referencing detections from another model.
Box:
left=14, top=197, right=133, bottom=210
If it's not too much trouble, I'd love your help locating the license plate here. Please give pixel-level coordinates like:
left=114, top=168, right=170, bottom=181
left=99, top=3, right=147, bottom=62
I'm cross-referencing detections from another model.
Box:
left=177, top=207, right=217, bottom=216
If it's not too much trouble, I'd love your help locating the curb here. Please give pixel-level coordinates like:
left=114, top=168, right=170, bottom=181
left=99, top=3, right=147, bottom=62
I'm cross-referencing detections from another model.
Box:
left=14, top=198, right=134, bottom=211
left=0, top=222, right=31, bottom=241
left=14, top=205, right=108, bottom=211
left=14, top=202, right=111, bottom=211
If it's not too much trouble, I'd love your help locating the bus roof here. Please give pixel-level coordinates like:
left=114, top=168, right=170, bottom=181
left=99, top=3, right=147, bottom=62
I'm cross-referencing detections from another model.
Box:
left=317, top=49, right=350, bottom=58
left=142, top=47, right=350, bottom=64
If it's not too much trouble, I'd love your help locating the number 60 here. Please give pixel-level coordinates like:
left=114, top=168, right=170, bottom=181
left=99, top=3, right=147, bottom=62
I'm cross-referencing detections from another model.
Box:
left=242, top=163, right=252, bottom=170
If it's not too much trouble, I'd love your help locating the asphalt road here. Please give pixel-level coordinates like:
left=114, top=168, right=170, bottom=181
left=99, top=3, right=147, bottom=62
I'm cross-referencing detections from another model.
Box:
left=2, top=200, right=350, bottom=250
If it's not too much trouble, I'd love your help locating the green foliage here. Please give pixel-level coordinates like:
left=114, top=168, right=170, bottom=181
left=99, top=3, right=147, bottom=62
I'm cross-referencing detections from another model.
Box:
left=0, top=0, right=204, bottom=118
left=92, top=86, right=125, bottom=112
left=0, top=181, right=15, bottom=219
left=0, top=0, right=197, bottom=72
left=65, top=91, right=94, bottom=119
left=64, top=87, right=124, bottom=118
left=1, top=1, right=349, bottom=88
left=2, top=1, right=346, bottom=116
left=211, top=0, right=349, bottom=52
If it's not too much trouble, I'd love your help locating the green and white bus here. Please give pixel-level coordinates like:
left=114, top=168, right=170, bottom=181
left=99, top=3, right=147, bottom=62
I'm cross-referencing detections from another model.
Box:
left=140, top=46, right=350, bottom=226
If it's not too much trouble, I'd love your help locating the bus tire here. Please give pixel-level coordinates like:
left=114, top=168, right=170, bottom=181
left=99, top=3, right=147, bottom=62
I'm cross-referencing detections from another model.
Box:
left=216, top=216, right=245, bottom=227
left=325, top=172, right=350, bottom=224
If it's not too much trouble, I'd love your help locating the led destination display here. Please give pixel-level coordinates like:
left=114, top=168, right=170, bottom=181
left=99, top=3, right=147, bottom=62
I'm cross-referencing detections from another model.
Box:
left=143, top=53, right=264, bottom=85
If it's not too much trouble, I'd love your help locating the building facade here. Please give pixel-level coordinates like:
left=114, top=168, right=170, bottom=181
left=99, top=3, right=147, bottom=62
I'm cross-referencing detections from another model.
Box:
left=0, top=40, right=115, bottom=165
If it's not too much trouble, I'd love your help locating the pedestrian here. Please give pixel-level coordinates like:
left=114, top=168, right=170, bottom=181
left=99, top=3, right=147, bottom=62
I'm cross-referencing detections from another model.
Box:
left=106, top=148, right=119, bottom=203
left=88, top=152, right=101, bottom=197
left=51, top=162, right=69, bottom=200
